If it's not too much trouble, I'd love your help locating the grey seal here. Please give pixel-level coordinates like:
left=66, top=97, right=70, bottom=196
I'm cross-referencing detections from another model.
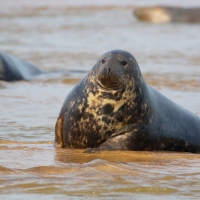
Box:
left=133, top=6, right=200, bottom=23
left=0, top=51, right=42, bottom=81
left=55, top=50, right=200, bottom=153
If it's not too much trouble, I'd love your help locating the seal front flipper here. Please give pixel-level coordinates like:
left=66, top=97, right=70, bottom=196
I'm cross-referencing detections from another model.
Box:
left=83, top=132, right=133, bottom=153
left=98, top=131, right=150, bottom=151
left=99, top=132, right=133, bottom=150
left=83, top=132, right=129, bottom=153
left=54, top=117, right=64, bottom=148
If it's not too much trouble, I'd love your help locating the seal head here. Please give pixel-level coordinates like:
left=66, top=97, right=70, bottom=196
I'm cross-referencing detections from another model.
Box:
left=97, top=51, right=131, bottom=90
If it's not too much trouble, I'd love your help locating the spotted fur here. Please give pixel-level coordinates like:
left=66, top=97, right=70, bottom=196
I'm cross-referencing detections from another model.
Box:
left=55, top=50, right=200, bottom=153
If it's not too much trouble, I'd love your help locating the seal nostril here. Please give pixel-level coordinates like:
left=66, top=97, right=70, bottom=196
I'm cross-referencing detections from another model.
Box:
left=108, top=68, right=111, bottom=75
left=102, top=68, right=107, bottom=75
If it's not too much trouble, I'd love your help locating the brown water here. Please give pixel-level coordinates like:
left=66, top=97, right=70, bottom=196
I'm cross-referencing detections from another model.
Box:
left=0, top=0, right=200, bottom=199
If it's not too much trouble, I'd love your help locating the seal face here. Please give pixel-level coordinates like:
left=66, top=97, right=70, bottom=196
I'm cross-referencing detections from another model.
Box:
left=96, top=53, right=130, bottom=90
left=55, top=50, right=200, bottom=153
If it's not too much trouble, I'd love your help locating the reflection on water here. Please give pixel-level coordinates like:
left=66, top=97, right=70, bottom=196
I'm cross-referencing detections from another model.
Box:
left=0, top=0, right=200, bottom=199
left=1, top=139, right=200, bottom=199
left=1, top=141, right=200, bottom=199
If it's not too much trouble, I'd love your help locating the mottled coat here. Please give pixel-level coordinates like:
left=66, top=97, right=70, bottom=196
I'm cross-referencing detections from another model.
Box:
left=55, top=50, right=200, bottom=153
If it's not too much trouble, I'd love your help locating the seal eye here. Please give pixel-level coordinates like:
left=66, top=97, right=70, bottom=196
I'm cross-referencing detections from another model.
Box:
left=101, top=59, right=106, bottom=64
left=120, top=61, right=127, bottom=66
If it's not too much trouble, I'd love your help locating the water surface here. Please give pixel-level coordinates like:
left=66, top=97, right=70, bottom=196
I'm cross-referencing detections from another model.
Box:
left=0, top=0, right=200, bottom=199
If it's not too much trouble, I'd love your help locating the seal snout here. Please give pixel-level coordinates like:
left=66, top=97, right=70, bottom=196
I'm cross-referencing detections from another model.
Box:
left=97, top=66, right=118, bottom=90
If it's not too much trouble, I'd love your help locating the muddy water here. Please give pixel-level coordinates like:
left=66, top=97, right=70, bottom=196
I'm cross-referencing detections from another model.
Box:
left=0, top=0, right=200, bottom=199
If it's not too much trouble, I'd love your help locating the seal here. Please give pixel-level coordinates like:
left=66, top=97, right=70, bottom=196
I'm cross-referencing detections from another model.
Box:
left=55, top=50, right=200, bottom=153
left=133, top=6, right=200, bottom=23
left=0, top=51, right=42, bottom=81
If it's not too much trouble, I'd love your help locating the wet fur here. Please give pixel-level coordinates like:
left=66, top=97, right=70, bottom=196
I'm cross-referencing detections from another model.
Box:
left=55, top=50, right=200, bottom=153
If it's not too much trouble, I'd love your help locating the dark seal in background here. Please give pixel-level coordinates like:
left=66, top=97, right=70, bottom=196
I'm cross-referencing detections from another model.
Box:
left=0, top=51, right=42, bottom=81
